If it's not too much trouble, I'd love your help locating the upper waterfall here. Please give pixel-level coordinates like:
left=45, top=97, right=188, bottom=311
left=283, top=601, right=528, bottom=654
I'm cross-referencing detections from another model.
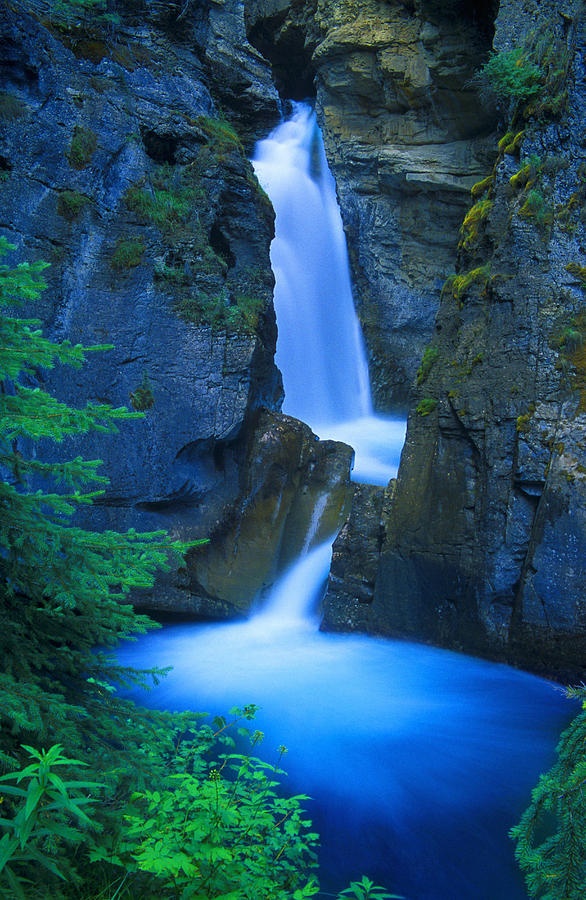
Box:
left=252, top=103, right=406, bottom=485
left=252, top=103, right=372, bottom=426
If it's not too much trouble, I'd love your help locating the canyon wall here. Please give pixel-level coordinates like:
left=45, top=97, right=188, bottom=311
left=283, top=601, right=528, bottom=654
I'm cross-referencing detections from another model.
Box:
left=247, top=0, right=500, bottom=407
left=3, top=0, right=585, bottom=679
left=322, top=0, right=586, bottom=680
left=0, top=0, right=352, bottom=617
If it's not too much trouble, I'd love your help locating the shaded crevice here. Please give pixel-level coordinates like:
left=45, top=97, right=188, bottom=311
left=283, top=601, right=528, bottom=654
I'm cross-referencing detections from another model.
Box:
left=245, top=12, right=316, bottom=100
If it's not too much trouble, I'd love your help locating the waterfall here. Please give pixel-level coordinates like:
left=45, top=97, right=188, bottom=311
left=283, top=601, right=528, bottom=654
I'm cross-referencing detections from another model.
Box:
left=117, top=106, right=575, bottom=900
left=252, top=103, right=406, bottom=485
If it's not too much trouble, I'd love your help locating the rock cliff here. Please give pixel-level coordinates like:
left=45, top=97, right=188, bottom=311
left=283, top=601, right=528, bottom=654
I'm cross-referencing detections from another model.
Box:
left=247, top=0, right=500, bottom=407
left=324, top=0, right=586, bottom=680
left=0, top=0, right=352, bottom=616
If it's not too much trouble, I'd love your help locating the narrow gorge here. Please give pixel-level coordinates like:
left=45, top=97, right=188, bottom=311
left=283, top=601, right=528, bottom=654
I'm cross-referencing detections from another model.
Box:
left=1, top=0, right=584, bottom=673
left=2, top=0, right=586, bottom=896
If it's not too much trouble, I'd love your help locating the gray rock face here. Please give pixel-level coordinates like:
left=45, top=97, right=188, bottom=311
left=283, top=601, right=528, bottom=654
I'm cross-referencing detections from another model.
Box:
left=246, top=0, right=500, bottom=407
left=369, top=0, right=586, bottom=680
left=0, top=2, right=349, bottom=614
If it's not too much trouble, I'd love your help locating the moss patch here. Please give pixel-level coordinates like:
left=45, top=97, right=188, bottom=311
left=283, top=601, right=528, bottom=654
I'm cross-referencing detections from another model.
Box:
left=67, top=125, right=97, bottom=169
left=111, top=237, right=145, bottom=270
left=57, top=189, right=91, bottom=221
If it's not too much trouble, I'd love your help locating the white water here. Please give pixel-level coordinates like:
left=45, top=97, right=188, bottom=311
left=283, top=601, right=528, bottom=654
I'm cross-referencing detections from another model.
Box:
left=252, top=103, right=406, bottom=485
left=118, top=106, right=575, bottom=898
left=119, top=563, right=571, bottom=898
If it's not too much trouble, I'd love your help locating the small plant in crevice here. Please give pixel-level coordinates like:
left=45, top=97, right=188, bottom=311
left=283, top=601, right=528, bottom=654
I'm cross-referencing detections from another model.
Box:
left=111, top=236, right=145, bottom=270
left=416, top=397, right=437, bottom=417
left=56, top=189, right=91, bottom=221
left=518, top=188, right=554, bottom=230
left=416, top=346, right=439, bottom=385
left=67, top=124, right=97, bottom=169
left=129, top=372, right=155, bottom=411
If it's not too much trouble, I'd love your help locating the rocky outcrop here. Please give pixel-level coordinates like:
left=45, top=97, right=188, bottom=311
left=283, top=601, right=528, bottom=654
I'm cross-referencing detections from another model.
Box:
left=339, top=0, right=586, bottom=680
left=246, top=0, right=500, bottom=407
left=0, top=0, right=351, bottom=614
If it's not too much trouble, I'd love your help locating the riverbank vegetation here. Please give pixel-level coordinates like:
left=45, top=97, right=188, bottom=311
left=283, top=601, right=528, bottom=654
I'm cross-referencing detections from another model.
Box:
left=0, top=240, right=397, bottom=898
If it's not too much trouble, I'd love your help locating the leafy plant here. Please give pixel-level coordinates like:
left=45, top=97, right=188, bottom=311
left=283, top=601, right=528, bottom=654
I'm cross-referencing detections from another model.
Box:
left=66, top=125, right=97, bottom=169
left=475, top=48, right=543, bottom=105
left=105, top=733, right=320, bottom=899
left=511, top=685, right=586, bottom=899
left=0, top=744, right=103, bottom=894
left=336, top=874, right=403, bottom=899
left=111, top=237, right=145, bottom=270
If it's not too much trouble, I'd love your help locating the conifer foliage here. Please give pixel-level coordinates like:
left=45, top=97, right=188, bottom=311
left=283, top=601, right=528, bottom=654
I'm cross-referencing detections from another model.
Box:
left=0, top=236, right=201, bottom=771
left=0, top=239, right=325, bottom=898
left=511, top=685, right=586, bottom=899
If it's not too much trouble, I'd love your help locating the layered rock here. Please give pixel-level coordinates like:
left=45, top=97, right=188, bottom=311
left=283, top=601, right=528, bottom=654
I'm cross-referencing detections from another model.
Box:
left=0, top=1, right=351, bottom=614
left=341, top=0, right=586, bottom=680
left=247, top=0, right=500, bottom=406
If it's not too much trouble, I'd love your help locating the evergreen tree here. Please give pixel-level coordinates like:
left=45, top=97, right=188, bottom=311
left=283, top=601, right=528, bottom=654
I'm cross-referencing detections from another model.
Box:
left=511, top=685, right=586, bottom=899
left=0, top=235, right=203, bottom=770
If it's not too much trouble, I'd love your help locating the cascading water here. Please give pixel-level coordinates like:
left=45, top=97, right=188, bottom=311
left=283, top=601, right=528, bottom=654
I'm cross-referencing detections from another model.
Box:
left=118, top=106, right=575, bottom=899
left=252, top=103, right=406, bottom=485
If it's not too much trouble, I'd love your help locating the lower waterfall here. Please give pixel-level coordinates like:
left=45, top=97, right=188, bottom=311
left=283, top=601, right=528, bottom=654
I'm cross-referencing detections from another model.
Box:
left=118, top=105, right=574, bottom=898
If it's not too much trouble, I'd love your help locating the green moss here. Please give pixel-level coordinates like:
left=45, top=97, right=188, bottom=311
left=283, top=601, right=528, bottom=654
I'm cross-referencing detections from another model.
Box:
left=130, top=372, right=155, bottom=411
left=518, top=189, right=553, bottom=229
left=416, top=398, right=437, bottom=417
left=56, top=189, right=91, bottom=221
left=0, top=92, right=25, bottom=121
left=67, top=125, right=97, bottom=169
left=470, top=175, right=494, bottom=200
left=443, top=265, right=491, bottom=304
left=565, top=262, right=586, bottom=286
left=111, top=237, right=145, bottom=270
left=516, top=404, right=535, bottom=433
left=416, top=346, right=439, bottom=385
left=498, top=130, right=525, bottom=156
left=459, top=200, right=493, bottom=251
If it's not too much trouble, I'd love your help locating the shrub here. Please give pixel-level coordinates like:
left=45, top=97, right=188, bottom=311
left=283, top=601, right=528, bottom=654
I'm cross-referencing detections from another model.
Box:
left=130, top=371, right=155, bottom=411
left=111, top=236, right=145, bottom=270
left=67, top=125, right=97, bottom=169
left=476, top=49, right=543, bottom=105
left=57, top=189, right=91, bottom=221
